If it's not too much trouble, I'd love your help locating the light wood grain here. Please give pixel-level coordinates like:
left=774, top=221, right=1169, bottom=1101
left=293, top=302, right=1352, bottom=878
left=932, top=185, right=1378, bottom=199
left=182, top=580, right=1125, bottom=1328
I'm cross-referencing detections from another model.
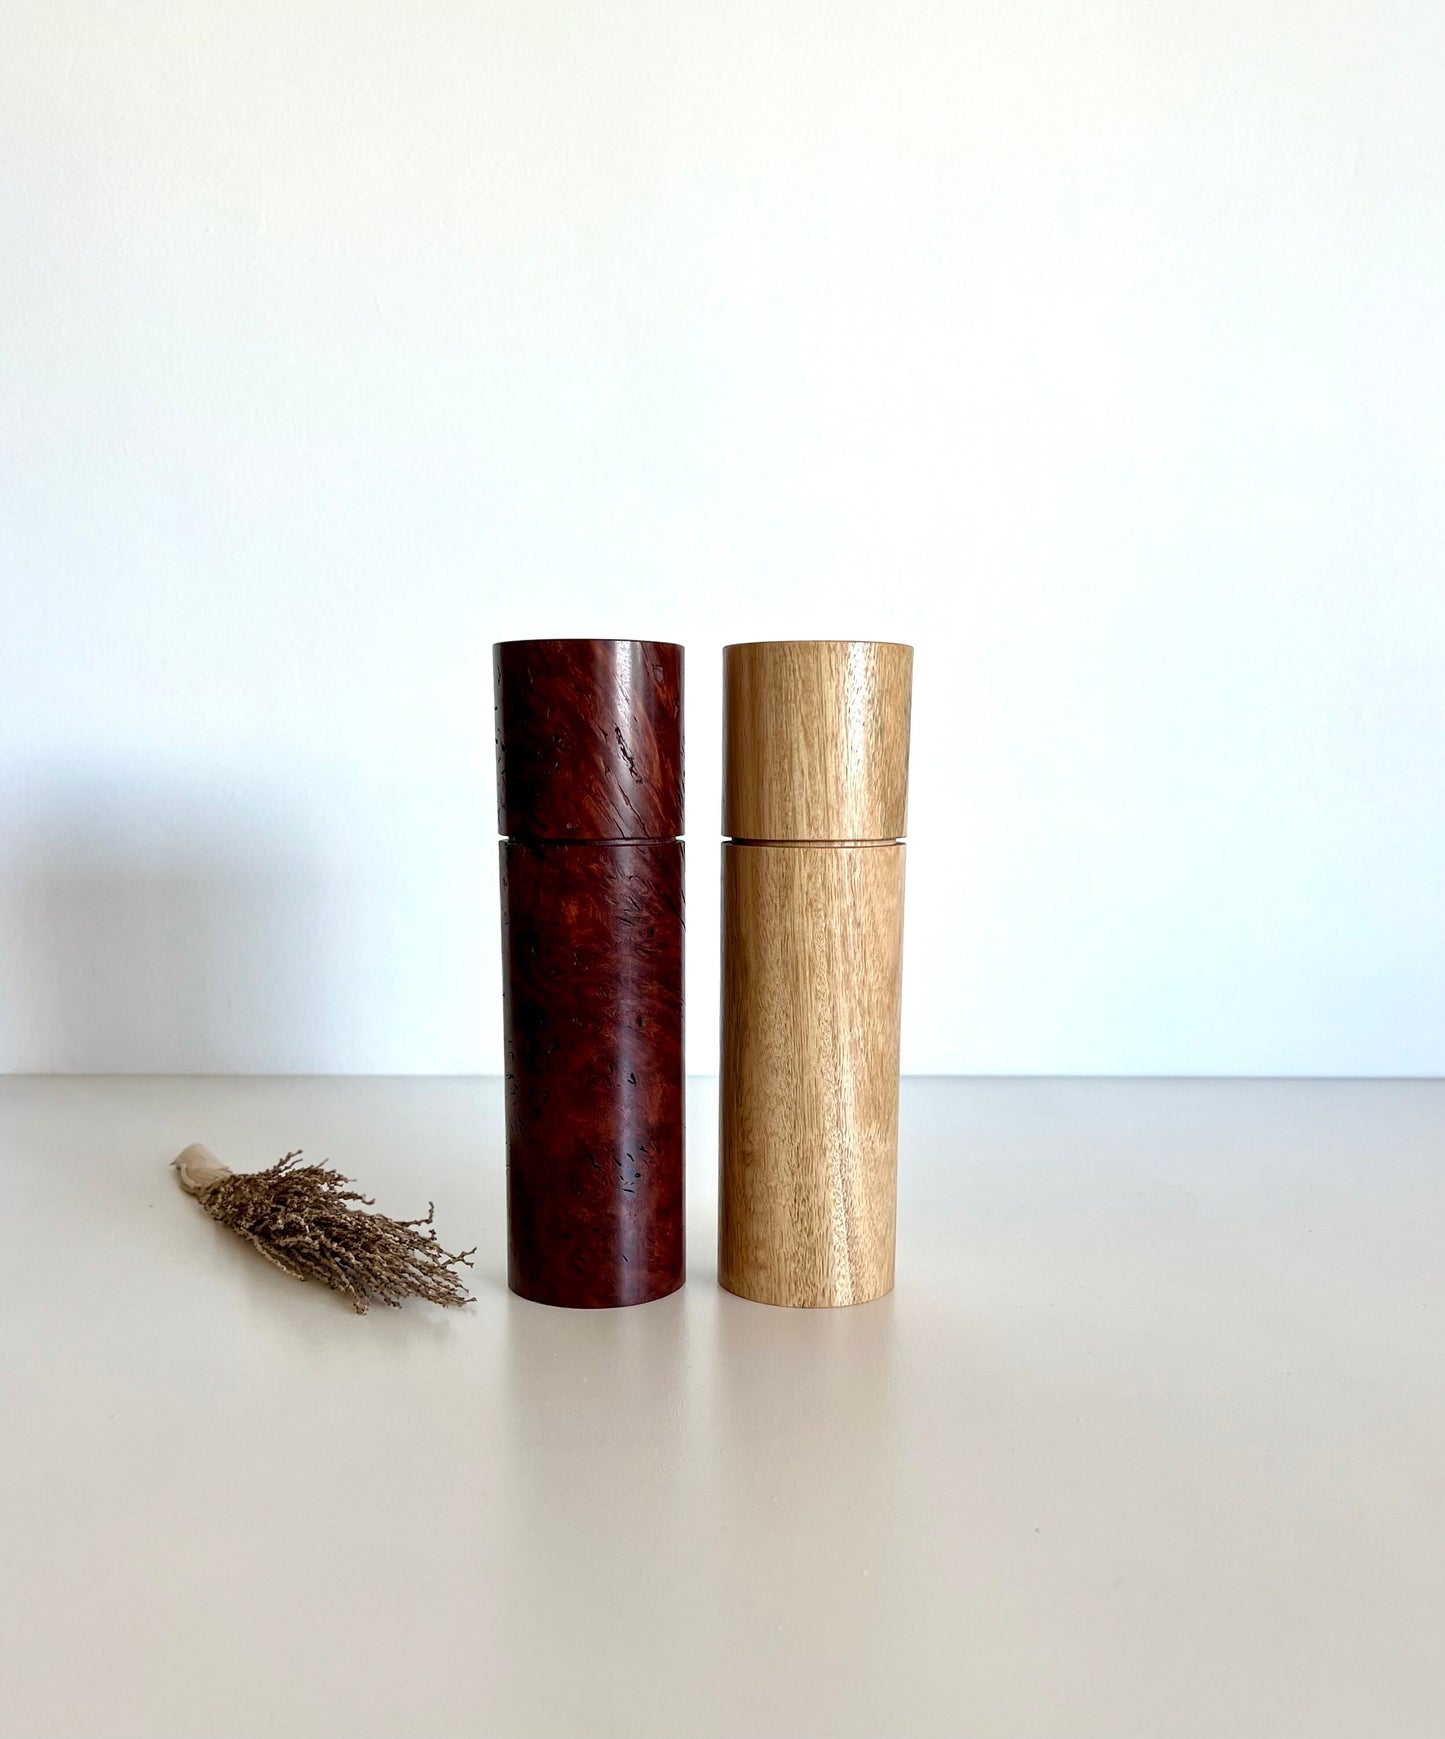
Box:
left=723, top=641, right=913, bottom=842
left=719, top=842, right=906, bottom=1307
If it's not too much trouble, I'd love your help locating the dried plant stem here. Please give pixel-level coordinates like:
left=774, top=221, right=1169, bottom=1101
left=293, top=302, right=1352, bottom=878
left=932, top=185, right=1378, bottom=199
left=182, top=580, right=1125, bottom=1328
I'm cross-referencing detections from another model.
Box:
left=176, top=1146, right=475, bottom=1313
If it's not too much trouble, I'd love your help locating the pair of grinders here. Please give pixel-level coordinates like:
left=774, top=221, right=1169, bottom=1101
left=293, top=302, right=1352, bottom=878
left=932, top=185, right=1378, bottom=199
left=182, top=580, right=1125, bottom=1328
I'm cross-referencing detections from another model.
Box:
left=494, top=638, right=912, bottom=1311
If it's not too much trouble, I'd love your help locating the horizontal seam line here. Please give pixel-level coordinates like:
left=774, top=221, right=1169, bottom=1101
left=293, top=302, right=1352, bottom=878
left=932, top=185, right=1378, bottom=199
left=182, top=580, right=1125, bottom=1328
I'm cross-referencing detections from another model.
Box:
left=501, top=837, right=684, bottom=845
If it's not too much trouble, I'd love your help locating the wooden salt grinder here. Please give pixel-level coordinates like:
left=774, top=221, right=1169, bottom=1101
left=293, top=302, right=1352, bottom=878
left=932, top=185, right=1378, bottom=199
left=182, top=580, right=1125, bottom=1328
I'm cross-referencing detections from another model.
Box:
left=719, top=640, right=913, bottom=1307
left=495, top=639, right=685, bottom=1308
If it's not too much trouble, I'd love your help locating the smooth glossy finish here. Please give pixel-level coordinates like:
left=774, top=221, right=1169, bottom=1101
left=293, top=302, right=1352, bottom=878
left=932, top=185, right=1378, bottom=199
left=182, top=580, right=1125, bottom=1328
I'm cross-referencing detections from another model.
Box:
left=720, top=842, right=905, bottom=1305
left=2, top=1076, right=1442, bottom=1738
left=495, top=638, right=683, bottom=841
left=496, top=638, right=684, bottom=1309
left=501, top=840, right=684, bottom=1307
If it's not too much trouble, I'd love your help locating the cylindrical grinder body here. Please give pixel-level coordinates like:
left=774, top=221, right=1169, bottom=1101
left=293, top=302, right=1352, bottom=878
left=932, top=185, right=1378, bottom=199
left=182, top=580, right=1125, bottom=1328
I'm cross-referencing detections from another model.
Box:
left=719, top=641, right=912, bottom=1307
left=495, top=639, right=684, bottom=1308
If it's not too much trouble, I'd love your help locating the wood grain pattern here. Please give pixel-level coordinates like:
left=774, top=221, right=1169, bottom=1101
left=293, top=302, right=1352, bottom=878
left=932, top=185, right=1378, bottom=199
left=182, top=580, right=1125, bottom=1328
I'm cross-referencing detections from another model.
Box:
left=502, top=840, right=684, bottom=1309
left=496, top=637, right=685, bottom=1310
left=719, top=842, right=905, bottom=1307
left=495, top=639, right=683, bottom=841
left=724, top=641, right=912, bottom=842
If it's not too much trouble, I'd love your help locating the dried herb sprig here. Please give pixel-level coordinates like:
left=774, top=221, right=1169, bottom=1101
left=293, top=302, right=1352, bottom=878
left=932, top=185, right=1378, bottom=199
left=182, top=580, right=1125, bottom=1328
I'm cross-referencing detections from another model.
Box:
left=175, top=1144, right=475, bottom=1313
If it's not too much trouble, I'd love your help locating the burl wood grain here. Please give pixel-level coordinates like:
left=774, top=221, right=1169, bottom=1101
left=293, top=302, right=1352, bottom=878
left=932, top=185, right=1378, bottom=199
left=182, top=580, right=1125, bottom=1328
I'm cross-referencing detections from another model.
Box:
left=495, top=638, right=683, bottom=841
left=502, top=840, right=684, bottom=1309
left=719, top=842, right=905, bottom=1307
left=724, top=641, right=912, bottom=843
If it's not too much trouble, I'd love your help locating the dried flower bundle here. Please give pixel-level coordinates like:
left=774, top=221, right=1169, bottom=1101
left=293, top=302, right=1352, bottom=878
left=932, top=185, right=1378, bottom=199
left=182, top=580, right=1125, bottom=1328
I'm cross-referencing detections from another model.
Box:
left=175, top=1144, right=475, bottom=1313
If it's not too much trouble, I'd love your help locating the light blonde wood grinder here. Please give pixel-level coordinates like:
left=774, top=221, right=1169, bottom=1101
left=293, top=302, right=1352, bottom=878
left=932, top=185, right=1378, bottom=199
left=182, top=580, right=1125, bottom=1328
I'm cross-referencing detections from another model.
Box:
left=719, top=640, right=913, bottom=1307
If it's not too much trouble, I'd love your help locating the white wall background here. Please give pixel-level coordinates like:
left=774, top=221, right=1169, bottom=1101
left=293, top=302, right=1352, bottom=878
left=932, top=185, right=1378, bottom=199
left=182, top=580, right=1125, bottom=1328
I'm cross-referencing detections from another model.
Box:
left=2, top=0, right=1443, bottom=1076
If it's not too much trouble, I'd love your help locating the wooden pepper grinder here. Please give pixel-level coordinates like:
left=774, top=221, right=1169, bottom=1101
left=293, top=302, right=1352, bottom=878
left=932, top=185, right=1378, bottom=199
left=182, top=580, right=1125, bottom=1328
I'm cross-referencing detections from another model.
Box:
left=495, top=639, right=685, bottom=1308
left=719, top=640, right=912, bottom=1307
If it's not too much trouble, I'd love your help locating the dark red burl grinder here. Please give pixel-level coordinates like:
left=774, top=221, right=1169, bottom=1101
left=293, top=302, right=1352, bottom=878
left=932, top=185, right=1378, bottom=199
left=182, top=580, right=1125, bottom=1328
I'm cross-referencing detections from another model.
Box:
left=495, top=639, right=684, bottom=1308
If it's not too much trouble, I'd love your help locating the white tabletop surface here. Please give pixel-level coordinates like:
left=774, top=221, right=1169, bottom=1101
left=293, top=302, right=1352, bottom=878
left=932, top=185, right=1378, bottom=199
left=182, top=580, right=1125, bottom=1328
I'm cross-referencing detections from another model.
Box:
left=1, top=1075, right=1441, bottom=1738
